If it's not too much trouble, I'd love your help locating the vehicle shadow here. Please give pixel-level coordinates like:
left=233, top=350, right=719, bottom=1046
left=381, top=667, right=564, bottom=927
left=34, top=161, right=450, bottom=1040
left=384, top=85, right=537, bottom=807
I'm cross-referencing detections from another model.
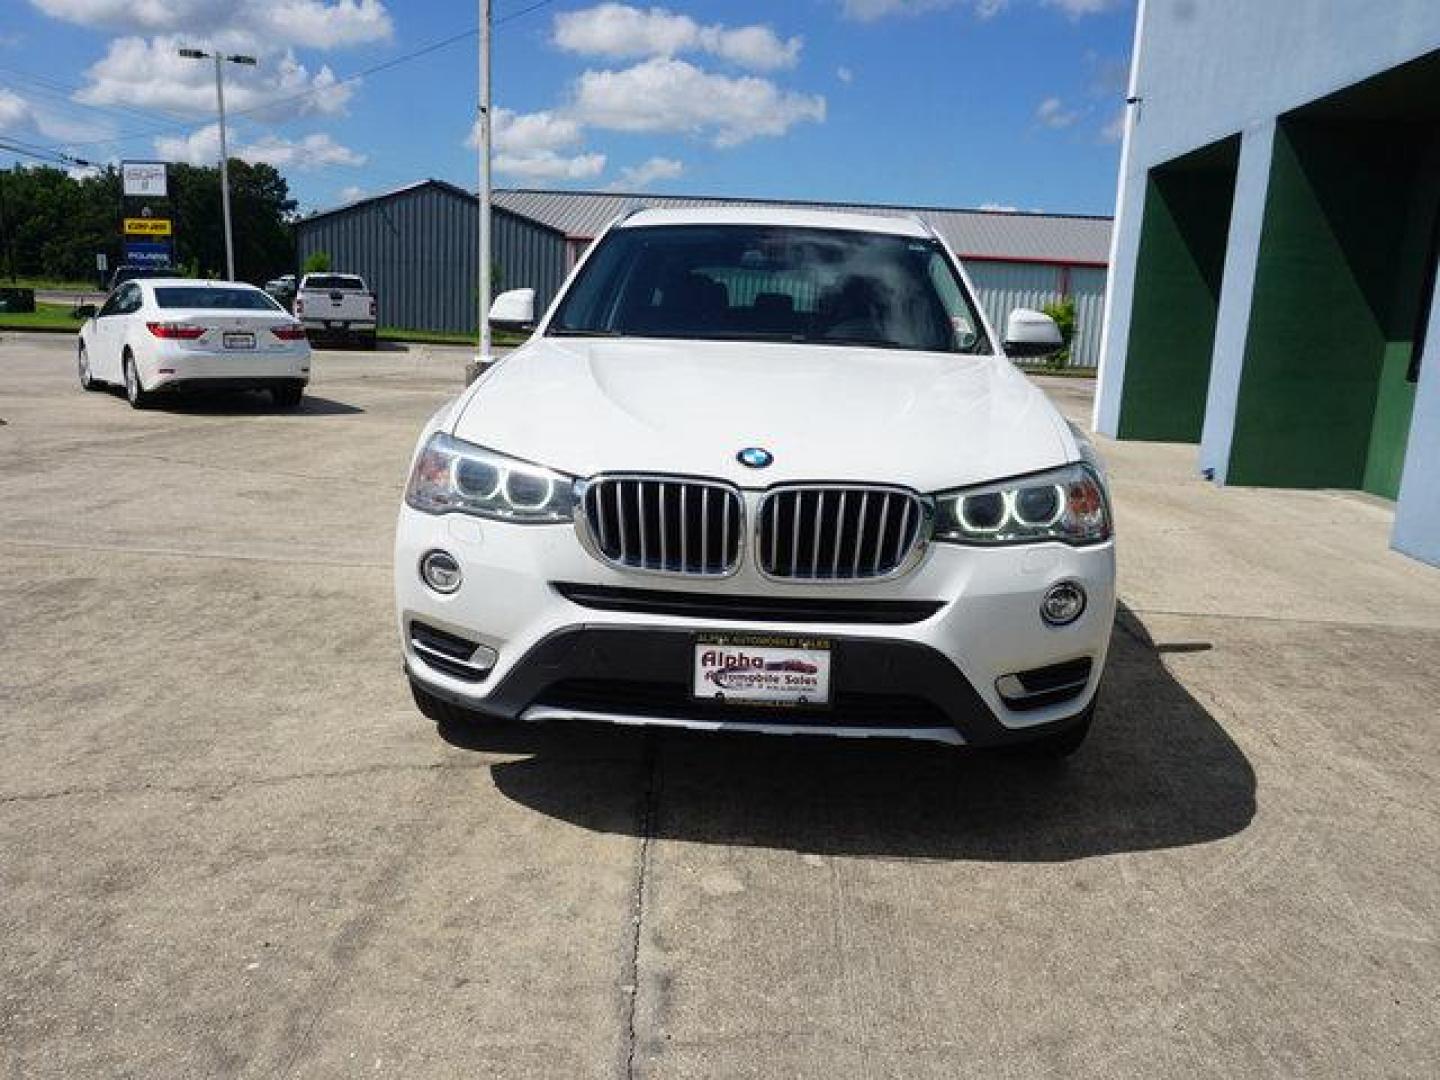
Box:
left=122, top=390, right=364, bottom=416
left=438, top=604, right=1256, bottom=862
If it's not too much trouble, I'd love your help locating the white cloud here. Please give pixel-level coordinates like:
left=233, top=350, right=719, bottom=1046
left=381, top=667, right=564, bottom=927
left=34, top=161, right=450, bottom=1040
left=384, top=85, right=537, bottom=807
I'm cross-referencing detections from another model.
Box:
left=572, top=57, right=825, bottom=147
left=0, top=89, right=35, bottom=134
left=1042, top=0, right=1122, bottom=15
left=76, top=36, right=354, bottom=119
left=554, top=4, right=801, bottom=71
left=238, top=131, right=365, bottom=168
left=1099, top=108, right=1126, bottom=143
left=470, top=108, right=603, bottom=180
left=28, top=0, right=392, bottom=51
left=613, top=156, right=683, bottom=189
left=839, top=0, right=961, bottom=21
left=494, top=149, right=606, bottom=182
left=979, top=202, right=1017, bottom=212
left=338, top=184, right=365, bottom=202
left=153, top=123, right=364, bottom=169
left=836, top=66, right=853, bottom=84
left=841, top=0, right=1127, bottom=18
left=470, top=108, right=584, bottom=154
left=1035, top=96, right=1078, bottom=129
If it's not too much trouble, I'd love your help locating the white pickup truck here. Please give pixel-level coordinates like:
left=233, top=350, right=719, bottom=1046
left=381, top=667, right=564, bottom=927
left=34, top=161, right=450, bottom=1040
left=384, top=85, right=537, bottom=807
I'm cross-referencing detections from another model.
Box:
left=294, top=273, right=377, bottom=348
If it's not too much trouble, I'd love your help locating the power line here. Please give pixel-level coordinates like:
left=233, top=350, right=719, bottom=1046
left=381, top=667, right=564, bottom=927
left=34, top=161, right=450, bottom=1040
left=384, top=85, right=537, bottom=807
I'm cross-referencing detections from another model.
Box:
left=0, top=138, right=98, bottom=169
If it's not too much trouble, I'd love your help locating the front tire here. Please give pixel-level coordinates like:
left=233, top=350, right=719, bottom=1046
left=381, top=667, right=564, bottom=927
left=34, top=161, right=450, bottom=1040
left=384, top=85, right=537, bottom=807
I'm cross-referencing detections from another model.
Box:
left=123, top=351, right=153, bottom=410
left=78, top=342, right=99, bottom=391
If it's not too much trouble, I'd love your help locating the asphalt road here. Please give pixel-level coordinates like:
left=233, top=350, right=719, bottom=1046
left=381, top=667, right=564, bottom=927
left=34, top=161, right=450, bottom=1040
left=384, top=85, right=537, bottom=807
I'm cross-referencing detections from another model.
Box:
left=2, top=334, right=1438, bottom=1078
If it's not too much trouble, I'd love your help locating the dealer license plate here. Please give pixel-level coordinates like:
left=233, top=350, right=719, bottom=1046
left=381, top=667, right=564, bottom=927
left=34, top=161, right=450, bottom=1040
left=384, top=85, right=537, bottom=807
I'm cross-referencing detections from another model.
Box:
left=223, top=332, right=255, bottom=350
left=692, top=633, right=832, bottom=707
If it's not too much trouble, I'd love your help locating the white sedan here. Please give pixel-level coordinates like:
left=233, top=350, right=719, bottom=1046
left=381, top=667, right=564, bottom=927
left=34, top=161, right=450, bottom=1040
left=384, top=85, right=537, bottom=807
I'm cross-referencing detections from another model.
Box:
left=77, top=278, right=311, bottom=409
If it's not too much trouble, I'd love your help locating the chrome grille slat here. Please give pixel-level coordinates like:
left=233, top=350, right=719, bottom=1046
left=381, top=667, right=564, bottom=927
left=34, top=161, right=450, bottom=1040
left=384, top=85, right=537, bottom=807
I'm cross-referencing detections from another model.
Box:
left=872, top=494, right=892, bottom=575
left=757, top=484, right=925, bottom=582
left=851, top=491, right=870, bottom=577
left=582, top=475, right=742, bottom=577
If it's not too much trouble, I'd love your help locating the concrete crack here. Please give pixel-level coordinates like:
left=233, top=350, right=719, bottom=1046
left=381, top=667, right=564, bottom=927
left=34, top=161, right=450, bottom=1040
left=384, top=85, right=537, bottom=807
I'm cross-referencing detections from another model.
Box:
left=621, top=732, right=661, bottom=1080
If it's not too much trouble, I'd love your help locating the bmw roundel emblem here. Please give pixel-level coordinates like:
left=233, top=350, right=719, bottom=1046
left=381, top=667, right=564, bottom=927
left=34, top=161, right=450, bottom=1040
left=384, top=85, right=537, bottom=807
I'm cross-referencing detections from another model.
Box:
left=737, top=447, right=774, bottom=469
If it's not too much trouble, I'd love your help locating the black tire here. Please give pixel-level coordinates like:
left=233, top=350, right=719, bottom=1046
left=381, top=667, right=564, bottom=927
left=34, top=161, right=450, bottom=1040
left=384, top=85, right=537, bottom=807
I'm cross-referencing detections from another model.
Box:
left=363, top=332, right=378, bottom=351
left=409, top=678, right=497, bottom=728
left=271, top=382, right=305, bottom=408
left=1014, top=699, right=1095, bottom=759
left=123, top=351, right=153, bottom=410
left=78, top=342, right=100, bottom=391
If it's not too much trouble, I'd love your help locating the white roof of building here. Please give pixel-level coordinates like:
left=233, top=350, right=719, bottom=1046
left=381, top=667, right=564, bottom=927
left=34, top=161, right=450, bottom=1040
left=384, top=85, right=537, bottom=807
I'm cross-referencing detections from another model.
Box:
left=298, top=181, right=1113, bottom=266
left=496, top=188, right=1112, bottom=265
left=620, top=205, right=931, bottom=237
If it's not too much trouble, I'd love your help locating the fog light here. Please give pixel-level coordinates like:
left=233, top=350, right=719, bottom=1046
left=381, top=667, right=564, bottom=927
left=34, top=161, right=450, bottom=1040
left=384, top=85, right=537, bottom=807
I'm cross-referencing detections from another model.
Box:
left=1041, top=580, right=1086, bottom=626
left=420, top=550, right=462, bottom=594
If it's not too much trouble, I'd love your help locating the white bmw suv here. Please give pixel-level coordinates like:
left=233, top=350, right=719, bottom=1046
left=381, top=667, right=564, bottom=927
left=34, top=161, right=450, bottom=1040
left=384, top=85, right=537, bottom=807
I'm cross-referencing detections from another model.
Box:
left=395, top=207, right=1115, bottom=755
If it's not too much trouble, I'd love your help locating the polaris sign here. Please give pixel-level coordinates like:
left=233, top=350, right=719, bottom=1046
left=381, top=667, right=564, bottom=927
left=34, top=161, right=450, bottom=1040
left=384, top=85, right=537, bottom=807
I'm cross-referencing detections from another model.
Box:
left=123, top=240, right=173, bottom=266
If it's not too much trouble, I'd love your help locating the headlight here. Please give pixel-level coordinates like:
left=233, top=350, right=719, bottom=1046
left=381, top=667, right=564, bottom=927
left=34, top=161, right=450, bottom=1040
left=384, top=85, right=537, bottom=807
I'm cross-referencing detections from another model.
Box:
left=405, top=432, right=575, bottom=523
left=932, top=463, right=1110, bottom=546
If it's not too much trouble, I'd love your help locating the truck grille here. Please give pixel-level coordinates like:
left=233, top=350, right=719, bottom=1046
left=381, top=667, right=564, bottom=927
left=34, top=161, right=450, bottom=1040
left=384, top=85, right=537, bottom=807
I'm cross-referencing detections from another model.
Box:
left=757, top=485, right=926, bottom=581
left=581, top=476, right=743, bottom=577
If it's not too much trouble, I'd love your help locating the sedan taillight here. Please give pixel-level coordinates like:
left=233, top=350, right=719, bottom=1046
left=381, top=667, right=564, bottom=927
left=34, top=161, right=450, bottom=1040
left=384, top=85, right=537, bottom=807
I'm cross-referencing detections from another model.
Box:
left=271, top=324, right=307, bottom=341
left=146, top=322, right=206, bottom=340
left=368, top=297, right=377, bottom=318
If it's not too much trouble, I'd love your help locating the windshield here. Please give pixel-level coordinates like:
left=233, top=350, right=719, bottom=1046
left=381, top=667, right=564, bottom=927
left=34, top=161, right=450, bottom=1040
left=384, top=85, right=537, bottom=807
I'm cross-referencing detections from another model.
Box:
left=305, top=275, right=364, bottom=290
left=549, top=223, right=990, bottom=354
left=154, top=287, right=284, bottom=311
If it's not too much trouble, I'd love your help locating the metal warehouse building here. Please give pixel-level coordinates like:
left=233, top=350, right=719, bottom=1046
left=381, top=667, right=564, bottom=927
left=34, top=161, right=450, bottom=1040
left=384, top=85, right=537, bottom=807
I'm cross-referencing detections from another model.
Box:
left=295, top=183, right=1113, bottom=367
left=1095, top=0, right=1440, bottom=566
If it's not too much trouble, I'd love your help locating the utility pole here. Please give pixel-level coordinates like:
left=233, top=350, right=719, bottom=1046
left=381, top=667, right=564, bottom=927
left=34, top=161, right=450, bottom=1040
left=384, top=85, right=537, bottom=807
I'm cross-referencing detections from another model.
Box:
left=478, top=0, right=493, bottom=362
left=179, top=47, right=256, bottom=281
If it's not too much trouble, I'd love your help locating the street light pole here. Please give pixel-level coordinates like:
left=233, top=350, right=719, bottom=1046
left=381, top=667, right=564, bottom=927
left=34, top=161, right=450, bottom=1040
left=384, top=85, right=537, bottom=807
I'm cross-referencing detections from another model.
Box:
left=477, top=0, right=493, bottom=363
left=213, top=54, right=235, bottom=282
left=179, top=47, right=256, bottom=282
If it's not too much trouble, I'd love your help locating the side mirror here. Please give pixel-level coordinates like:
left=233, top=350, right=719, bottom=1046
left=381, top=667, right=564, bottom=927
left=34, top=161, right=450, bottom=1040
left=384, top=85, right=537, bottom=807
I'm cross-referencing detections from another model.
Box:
left=1003, top=308, right=1063, bottom=360
left=488, top=288, right=535, bottom=333
left=74, top=304, right=98, bottom=321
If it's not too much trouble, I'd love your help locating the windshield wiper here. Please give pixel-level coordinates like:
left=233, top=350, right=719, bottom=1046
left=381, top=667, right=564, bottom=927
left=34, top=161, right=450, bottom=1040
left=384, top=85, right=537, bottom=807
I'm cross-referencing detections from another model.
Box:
left=549, top=327, right=623, bottom=337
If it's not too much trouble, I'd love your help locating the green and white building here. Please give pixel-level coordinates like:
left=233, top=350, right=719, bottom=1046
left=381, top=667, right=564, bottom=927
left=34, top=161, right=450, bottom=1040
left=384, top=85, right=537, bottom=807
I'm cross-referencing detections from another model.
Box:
left=1095, top=0, right=1440, bottom=566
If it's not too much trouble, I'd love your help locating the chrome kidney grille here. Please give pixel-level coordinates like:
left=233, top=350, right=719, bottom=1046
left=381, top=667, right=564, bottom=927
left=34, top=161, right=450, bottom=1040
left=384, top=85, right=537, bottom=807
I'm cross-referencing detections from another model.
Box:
left=757, top=485, right=927, bottom=581
left=581, top=476, right=743, bottom=576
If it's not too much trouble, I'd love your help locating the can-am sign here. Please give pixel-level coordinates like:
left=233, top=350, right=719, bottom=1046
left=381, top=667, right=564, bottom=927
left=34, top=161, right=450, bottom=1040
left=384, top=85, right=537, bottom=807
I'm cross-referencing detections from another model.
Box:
left=122, top=162, right=168, bottom=198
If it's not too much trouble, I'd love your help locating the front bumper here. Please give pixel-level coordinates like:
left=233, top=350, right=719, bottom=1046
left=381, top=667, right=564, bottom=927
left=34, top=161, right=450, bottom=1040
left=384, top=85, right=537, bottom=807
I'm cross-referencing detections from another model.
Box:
left=395, top=507, right=1116, bottom=746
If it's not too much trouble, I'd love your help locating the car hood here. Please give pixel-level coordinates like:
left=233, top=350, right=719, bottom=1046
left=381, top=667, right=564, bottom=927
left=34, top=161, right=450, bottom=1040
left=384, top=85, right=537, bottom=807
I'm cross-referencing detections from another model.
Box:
left=451, top=337, right=1075, bottom=491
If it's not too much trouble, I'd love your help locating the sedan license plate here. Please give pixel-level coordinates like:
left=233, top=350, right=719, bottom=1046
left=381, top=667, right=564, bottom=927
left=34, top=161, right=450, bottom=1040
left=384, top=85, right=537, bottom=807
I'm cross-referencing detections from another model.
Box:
left=223, top=331, right=255, bottom=350
left=693, top=633, right=831, bottom=707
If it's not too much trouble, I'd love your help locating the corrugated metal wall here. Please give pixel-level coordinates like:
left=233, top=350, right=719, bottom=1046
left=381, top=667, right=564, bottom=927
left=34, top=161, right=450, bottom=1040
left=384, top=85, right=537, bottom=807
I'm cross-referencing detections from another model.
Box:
left=294, top=186, right=569, bottom=333
left=965, top=259, right=1106, bottom=368
left=295, top=188, right=1108, bottom=360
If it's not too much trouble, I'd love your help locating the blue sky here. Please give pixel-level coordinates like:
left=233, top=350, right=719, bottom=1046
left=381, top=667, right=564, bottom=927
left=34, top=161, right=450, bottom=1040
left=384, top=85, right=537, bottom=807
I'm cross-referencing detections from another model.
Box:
left=0, top=1, right=1134, bottom=216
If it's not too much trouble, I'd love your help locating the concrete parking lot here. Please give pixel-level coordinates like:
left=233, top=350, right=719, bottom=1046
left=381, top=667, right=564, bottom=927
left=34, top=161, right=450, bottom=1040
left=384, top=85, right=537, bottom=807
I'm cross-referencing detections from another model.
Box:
left=2, top=332, right=1438, bottom=1079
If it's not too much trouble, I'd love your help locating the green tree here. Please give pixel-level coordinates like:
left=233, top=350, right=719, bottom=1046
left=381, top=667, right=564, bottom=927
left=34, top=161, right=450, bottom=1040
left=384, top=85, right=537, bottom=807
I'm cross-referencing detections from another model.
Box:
left=170, top=160, right=296, bottom=282
left=302, top=250, right=333, bottom=273
left=1040, top=297, right=1077, bottom=369
left=0, top=159, right=297, bottom=285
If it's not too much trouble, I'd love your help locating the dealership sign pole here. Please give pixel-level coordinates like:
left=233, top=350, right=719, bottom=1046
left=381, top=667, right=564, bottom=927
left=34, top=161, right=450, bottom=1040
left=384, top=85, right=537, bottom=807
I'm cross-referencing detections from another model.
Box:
left=120, top=162, right=173, bottom=272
